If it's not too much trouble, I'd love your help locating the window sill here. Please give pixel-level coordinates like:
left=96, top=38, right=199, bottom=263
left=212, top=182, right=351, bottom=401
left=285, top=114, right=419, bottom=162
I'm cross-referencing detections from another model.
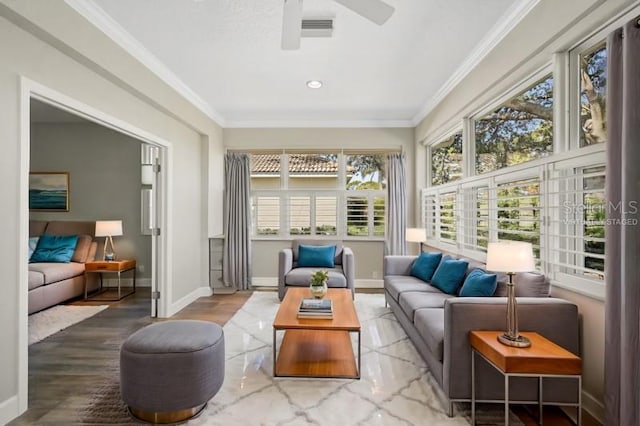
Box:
left=550, top=276, right=605, bottom=301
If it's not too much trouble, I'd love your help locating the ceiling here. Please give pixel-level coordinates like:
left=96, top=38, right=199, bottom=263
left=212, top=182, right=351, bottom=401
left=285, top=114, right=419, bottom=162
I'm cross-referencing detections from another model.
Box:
left=68, top=0, right=531, bottom=127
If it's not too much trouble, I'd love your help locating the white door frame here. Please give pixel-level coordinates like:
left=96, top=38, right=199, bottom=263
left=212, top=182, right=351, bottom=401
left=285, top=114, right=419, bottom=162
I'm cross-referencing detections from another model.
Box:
left=18, top=77, right=172, bottom=414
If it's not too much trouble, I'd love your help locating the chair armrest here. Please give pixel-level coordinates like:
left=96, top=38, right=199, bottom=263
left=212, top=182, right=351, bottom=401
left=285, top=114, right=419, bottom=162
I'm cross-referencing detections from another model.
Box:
left=443, top=297, right=580, bottom=400
left=383, top=255, right=417, bottom=276
left=342, top=247, right=355, bottom=297
left=278, top=248, right=293, bottom=301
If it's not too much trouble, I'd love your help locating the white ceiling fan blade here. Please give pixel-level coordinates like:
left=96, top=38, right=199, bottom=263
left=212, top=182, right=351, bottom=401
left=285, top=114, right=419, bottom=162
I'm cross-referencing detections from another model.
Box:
left=333, top=0, right=394, bottom=25
left=282, top=0, right=303, bottom=50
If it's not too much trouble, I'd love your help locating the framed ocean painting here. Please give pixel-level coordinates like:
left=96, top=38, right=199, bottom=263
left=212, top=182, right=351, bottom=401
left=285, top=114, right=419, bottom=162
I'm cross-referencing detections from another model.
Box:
left=29, top=172, right=69, bottom=211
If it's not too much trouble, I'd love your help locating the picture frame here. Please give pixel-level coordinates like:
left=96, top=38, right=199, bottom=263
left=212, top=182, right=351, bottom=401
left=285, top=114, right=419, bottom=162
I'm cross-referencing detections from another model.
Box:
left=29, top=172, right=70, bottom=212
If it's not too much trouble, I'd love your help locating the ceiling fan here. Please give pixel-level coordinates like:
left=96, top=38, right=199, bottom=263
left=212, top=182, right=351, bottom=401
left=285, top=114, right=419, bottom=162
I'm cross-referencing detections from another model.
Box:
left=282, top=0, right=395, bottom=50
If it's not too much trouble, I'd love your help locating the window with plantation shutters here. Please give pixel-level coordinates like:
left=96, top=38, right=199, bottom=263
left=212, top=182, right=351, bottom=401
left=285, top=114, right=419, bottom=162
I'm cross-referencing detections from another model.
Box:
left=496, top=177, right=541, bottom=258
left=253, top=196, right=280, bottom=236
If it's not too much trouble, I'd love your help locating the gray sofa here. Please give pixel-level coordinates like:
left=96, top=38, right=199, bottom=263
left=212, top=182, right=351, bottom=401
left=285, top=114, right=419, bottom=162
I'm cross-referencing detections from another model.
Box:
left=383, top=254, right=580, bottom=414
left=29, top=220, right=99, bottom=314
left=278, top=239, right=355, bottom=301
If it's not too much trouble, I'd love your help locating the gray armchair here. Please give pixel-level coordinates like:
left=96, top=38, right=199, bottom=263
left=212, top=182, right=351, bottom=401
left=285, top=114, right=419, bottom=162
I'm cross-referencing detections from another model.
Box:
left=278, top=239, right=355, bottom=301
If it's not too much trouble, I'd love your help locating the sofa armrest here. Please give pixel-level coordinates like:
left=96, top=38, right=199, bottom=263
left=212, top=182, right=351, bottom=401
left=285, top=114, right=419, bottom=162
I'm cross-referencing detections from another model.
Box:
left=342, top=247, right=355, bottom=298
left=278, top=248, right=293, bottom=300
left=443, top=297, right=580, bottom=400
left=383, top=255, right=417, bottom=277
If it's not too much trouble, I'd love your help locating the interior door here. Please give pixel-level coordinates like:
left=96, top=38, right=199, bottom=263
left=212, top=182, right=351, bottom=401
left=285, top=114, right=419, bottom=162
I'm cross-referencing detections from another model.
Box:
left=141, top=144, right=162, bottom=317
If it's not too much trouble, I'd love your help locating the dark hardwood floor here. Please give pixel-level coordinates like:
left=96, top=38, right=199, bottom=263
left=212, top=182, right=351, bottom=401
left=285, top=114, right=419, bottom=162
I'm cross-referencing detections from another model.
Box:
left=11, top=287, right=598, bottom=425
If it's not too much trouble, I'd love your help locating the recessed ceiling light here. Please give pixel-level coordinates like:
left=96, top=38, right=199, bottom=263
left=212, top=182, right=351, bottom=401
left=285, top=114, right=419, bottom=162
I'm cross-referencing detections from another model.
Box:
left=306, top=80, right=323, bottom=89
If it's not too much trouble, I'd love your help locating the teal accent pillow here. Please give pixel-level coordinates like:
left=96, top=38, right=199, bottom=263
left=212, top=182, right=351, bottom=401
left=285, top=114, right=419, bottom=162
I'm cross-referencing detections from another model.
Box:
left=431, top=258, right=469, bottom=294
left=28, top=236, right=39, bottom=260
left=459, top=268, right=498, bottom=297
left=410, top=252, right=443, bottom=282
left=297, top=244, right=336, bottom=268
left=30, top=234, right=79, bottom=263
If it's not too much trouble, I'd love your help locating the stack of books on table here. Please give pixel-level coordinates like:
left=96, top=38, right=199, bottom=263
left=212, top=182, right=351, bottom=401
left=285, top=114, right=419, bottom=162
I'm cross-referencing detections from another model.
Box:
left=297, top=298, right=333, bottom=319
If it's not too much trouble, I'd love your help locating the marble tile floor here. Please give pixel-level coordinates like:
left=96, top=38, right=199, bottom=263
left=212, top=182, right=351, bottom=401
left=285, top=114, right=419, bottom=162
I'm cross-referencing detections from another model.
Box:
left=189, top=292, right=519, bottom=426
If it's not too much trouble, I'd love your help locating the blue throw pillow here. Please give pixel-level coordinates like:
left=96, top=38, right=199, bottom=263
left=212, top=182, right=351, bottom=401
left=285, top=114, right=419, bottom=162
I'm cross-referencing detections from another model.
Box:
left=410, top=252, right=443, bottom=282
left=28, top=236, right=39, bottom=260
left=30, top=234, right=79, bottom=263
left=459, top=268, right=498, bottom=297
left=297, top=244, right=336, bottom=268
left=431, top=258, right=469, bottom=294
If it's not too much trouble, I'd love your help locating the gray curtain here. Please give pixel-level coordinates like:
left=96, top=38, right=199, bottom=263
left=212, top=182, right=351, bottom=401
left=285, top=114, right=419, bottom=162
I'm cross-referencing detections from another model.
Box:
left=604, top=17, right=640, bottom=426
left=223, top=153, right=252, bottom=290
left=386, top=152, right=407, bottom=255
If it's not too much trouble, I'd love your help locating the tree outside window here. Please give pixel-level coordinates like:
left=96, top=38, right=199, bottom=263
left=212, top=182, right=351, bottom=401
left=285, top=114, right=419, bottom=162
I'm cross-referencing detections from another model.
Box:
left=475, top=75, right=554, bottom=174
left=432, top=132, right=463, bottom=186
left=580, top=43, right=607, bottom=146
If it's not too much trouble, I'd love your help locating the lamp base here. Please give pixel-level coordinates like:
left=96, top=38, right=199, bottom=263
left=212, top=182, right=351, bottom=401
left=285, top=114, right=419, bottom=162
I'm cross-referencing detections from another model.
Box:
left=498, top=333, right=531, bottom=348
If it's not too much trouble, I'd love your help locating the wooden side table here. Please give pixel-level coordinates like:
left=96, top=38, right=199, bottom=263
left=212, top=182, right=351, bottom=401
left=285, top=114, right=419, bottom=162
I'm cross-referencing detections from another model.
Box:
left=85, top=259, right=136, bottom=301
left=470, top=330, right=582, bottom=426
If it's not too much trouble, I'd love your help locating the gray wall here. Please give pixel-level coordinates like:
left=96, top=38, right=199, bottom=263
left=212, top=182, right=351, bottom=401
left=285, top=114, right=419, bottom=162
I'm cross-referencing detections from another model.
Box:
left=30, top=122, right=152, bottom=281
left=0, top=2, right=224, bottom=420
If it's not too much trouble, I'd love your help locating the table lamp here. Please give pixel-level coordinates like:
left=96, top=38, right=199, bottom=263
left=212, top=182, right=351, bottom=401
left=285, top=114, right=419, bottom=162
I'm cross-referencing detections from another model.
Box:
left=486, top=241, right=535, bottom=348
left=95, top=220, right=123, bottom=261
left=405, top=228, right=426, bottom=252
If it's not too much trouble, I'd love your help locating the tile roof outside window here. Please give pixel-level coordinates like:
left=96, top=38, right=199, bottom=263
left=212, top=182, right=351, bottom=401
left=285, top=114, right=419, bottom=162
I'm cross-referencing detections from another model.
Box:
left=251, top=154, right=353, bottom=175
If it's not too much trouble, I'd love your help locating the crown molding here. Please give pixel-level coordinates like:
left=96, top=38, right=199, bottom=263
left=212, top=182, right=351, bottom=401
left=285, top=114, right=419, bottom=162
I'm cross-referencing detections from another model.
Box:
left=411, top=0, right=541, bottom=126
left=224, top=118, right=415, bottom=129
left=65, top=0, right=226, bottom=126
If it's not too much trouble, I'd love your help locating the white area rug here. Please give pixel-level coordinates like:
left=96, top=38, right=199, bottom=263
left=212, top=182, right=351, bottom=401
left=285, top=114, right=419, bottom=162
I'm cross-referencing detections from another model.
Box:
left=186, top=292, right=522, bottom=426
left=29, top=305, right=109, bottom=345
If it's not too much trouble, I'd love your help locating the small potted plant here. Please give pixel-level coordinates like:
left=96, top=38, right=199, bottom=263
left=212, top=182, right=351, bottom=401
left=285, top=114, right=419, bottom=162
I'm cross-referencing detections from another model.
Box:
left=309, top=270, right=329, bottom=299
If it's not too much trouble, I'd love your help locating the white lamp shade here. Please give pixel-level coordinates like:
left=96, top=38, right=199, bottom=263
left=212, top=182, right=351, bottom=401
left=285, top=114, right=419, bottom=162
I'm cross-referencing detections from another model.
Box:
left=486, top=241, right=535, bottom=272
left=405, top=228, right=426, bottom=243
left=95, top=220, right=123, bottom=237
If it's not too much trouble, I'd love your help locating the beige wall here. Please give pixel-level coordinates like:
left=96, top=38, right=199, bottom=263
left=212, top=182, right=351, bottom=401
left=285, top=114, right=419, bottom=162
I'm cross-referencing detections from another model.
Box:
left=414, top=0, right=639, bottom=420
left=30, top=122, right=152, bottom=282
left=0, top=2, right=224, bottom=421
left=225, top=127, right=415, bottom=285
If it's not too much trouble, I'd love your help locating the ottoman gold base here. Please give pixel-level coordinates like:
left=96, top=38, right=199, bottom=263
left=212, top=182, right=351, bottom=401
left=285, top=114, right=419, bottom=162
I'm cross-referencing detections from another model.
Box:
left=129, top=403, right=206, bottom=424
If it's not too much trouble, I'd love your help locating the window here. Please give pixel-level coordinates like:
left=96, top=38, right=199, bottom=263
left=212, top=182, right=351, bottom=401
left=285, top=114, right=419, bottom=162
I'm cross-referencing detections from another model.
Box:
left=250, top=151, right=387, bottom=238
left=439, top=192, right=457, bottom=242
left=431, top=132, right=463, bottom=185
left=579, top=43, right=607, bottom=146
left=253, top=196, right=280, bottom=236
left=548, top=161, right=605, bottom=281
left=475, top=75, right=554, bottom=174
left=497, top=178, right=541, bottom=258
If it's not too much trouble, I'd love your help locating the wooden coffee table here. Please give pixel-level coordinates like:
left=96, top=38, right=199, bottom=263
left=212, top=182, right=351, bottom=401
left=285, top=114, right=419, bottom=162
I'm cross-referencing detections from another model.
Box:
left=273, top=288, right=361, bottom=379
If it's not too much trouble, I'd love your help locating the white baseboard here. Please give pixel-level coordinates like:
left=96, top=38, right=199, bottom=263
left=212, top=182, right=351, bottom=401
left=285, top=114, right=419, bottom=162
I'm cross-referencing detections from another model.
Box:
left=0, top=395, right=19, bottom=425
left=356, top=279, right=384, bottom=288
left=252, top=277, right=277, bottom=287
left=581, top=389, right=604, bottom=424
left=251, top=277, right=383, bottom=289
left=103, top=278, right=151, bottom=287
left=167, top=286, right=212, bottom=317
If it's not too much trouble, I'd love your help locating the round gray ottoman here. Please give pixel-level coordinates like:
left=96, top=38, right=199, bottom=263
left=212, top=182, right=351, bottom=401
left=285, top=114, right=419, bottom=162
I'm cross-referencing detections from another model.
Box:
left=120, top=320, right=225, bottom=423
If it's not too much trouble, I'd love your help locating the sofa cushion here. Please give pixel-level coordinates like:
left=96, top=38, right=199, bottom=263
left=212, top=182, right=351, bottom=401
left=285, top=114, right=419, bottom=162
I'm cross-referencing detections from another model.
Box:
left=28, top=262, right=85, bottom=284
left=385, top=276, right=442, bottom=302
left=398, top=291, right=455, bottom=322
left=71, top=234, right=93, bottom=263
left=297, top=244, right=336, bottom=268
left=494, top=272, right=550, bottom=297
left=28, top=270, right=45, bottom=290
left=285, top=266, right=347, bottom=287
left=413, top=308, right=445, bottom=361
left=30, top=234, right=79, bottom=263
left=431, top=258, right=469, bottom=295
left=28, top=236, right=39, bottom=260
left=292, top=240, right=343, bottom=265
left=410, top=252, right=442, bottom=282
left=459, top=268, right=497, bottom=297
left=516, top=272, right=550, bottom=297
